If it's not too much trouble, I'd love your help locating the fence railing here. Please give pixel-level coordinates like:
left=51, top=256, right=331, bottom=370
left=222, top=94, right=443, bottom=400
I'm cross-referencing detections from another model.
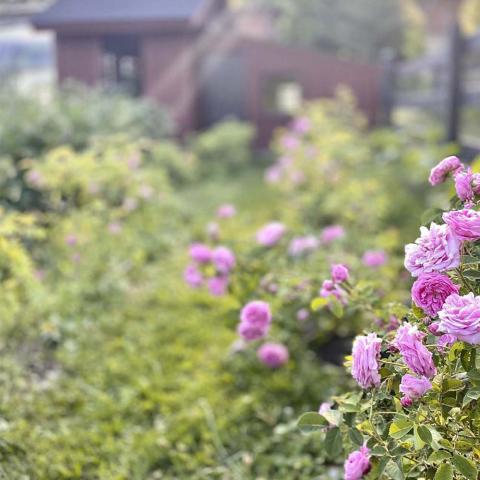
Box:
left=383, top=22, right=480, bottom=156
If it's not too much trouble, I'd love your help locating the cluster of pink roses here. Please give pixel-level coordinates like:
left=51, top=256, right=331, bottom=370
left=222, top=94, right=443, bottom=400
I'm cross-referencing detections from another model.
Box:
left=320, top=264, right=349, bottom=303
left=236, top=300, right=289, bottom=368
left=184, top=242, right=236, bottom=296
left=340, top=155, right=480, bottom=478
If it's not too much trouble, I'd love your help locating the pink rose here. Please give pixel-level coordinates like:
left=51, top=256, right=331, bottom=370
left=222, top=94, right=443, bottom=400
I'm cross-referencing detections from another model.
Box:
left=320, top=279, right=347, bottom=304
left=454, top=168, right=474, bottom=202
left=351, top=333, right=382, bottom=389
left=257, top=343, right=289, bottom=368
left=443, top=209, right=480, bottom=242
left=404, top=223, right=460, bottom=277
left=394, top=324, right=436, bottom=378
left=208, top=276, right=229, bottom=297
left=438, top=293, right=480, bottom=344
left=399, top=374, right=432, bottom=406
left=189, top=243, right=212, bottom=264
left=344, top=446, right=371, bottom=480
left=238, top=301, right=272, bottom=341
left=217, top=204, right=236, bottom=219
left=362, top=250, right=387, bottom=268
left=320, top=225, right=345, bottom=244
left=296, top=308, right=310, bottom=322
left=183, top=264, right=203, bottom=288
left=437, top=333, right=457, bottom=353
left=429, top=156, right=463, bottom=186
left=256, top=222, right=286, bottom=247
left=288, top=235, right=319, bottom=257
left=331, top=264, right=349, bottom=283
left=411, top=272, right=459, bottom=317
left=212, top=246, right=236, bottom=274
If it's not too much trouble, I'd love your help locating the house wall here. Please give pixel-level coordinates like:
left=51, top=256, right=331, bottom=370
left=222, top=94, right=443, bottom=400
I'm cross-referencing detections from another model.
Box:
left=141, top=33, right=198, bottom=134
left=56, top=34, right=103, bottom=86
left=238, top=39, right=381, bottom=146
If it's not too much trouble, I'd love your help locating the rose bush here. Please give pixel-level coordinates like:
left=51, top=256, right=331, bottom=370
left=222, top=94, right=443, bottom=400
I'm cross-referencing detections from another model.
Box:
left=299, top=155, right=480, bottom=479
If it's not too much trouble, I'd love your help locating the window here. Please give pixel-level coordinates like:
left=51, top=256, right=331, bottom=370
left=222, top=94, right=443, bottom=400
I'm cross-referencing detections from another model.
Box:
left=102, top=35, right=141, bottom=96
left=264, top=77, right=303, bottom=115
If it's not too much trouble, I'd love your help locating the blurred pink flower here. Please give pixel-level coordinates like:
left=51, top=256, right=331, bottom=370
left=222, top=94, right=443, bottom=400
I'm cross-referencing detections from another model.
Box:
left=320, top=225, right=345, bottom=244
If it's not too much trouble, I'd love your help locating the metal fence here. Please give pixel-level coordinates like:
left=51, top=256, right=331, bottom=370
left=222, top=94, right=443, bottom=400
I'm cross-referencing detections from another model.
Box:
left=383, top=22, right=480, bottom=156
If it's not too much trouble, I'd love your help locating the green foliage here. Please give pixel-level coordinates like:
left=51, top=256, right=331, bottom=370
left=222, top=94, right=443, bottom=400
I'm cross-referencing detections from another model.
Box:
left=259, top=0, right=424, bottom=60
left=192, top=120, right=255, bottom=176
left=0, top=83, right=172, bottom=210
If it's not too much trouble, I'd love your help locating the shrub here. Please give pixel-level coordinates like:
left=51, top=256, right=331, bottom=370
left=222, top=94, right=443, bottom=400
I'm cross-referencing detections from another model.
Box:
left=298, top=155, right=480, bottom=479
left=192, top=120, right=255, bottom=175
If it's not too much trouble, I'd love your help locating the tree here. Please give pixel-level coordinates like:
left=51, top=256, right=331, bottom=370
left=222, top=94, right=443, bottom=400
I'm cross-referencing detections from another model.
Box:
left=256, top=0, right=424, bottom=61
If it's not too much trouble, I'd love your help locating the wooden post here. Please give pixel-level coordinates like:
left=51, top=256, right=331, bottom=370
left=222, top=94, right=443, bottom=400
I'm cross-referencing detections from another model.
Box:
left=446, top=20, right=464, bottom=143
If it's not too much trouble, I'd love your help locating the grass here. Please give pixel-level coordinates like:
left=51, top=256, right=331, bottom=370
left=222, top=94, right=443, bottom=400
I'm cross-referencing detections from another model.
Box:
left=0, top=169, right=342, bottom=479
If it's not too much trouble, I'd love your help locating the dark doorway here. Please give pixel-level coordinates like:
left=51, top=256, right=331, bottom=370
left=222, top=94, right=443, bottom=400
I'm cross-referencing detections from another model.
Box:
left=102, top=35, right=142, bottom=96
left=199, top=54, right=247, bottom=128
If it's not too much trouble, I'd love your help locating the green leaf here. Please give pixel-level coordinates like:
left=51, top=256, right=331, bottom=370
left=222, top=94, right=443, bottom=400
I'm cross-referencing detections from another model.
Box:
left=453, top=454, right=478, bottom=480
left=321, top=409, right=342, bottom=427
left=422, top=207, right=444, bottom=225
left=348, top=427, right=363, bottom=446
left=442, top=377, right=465, bottom=393
left=389, top=418, right=414, bottom=440
left=385, top=459, right=404, bottom=480
left=297, top=412, right=328, bottom=433
left=370, top=445, right=387, bottom=456
left=329, top=297, right=344, bottom=318
left=434, top=463, right=453, bottom=480
left=462, top=387, right=480, bottom=408
left=462, top=255, right=480, bottom=265
left=414, top=425, right=426, bottom=450
left=310, top=297, right=328, bottom=312
left=417, top=425, right=433, bottom=445
left=325, top=427, right=343, bottom=458
left=428, top=451, right=452, bottom=464
left=463, top=269, right=480, bottom=280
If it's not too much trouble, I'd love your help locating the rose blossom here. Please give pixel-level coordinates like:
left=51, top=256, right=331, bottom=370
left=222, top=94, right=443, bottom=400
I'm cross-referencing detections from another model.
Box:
left=320, top=225, right=345, bottom=244
left=257, top=343, right=289, bottom=368
left=362, top=250, right=387, bottom=268
left=438, top=293, right=480, bottom=344
left=331, top=264, right=349, bottom=283
left=292, top=117, right=311, bottom=135
left=208, top=276, right=229, bottom=297
left=256, top=222, right=286, bottom=247
left=454, top=168, right=474, bottom=202
left=217, top=204, right=236, bottom=219
left=404, top=223, right=460, bottom=277
left=344, top=446, right=371, bottom=480
left=429, top=156, right=463, bottom=186
left=437, top=334, right=457, bottom=353
left=264, top=165, right=283, bottom=184
left=320, top=279, right=347, bottom=304
left=237, top=322, right=270, bottom=341
left=212, top=246, right=236, bottom=274
left=351, top=333, right=382, bottom=389
left=189, top=243, right=212, bottom=264
left=411, top=272, right=459, bottom=317
left=443, top=209, right=480, bottom=242
left=183, top=264, right=203, bottom=288
left=399, top=374, right=432, bottom=406
left=240, top=301, right=272, bottom=326
left=238, top=301, right=272, bottom=341
left=288, top=235, right=319, bottom=257
left=394, top=324, right=436, bottom=378
left=472, top=173, right=480, bottom=194
left=296, top=308, right=310, bottom=322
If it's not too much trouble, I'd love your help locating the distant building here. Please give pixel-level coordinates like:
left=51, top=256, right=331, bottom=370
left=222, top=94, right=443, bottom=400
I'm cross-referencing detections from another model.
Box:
left=33, top=0, right=381, bottom=145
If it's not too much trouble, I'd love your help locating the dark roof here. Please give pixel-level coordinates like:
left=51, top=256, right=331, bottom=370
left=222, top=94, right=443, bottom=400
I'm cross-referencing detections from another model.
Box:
left=33, top=0, right=212, bottom=27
